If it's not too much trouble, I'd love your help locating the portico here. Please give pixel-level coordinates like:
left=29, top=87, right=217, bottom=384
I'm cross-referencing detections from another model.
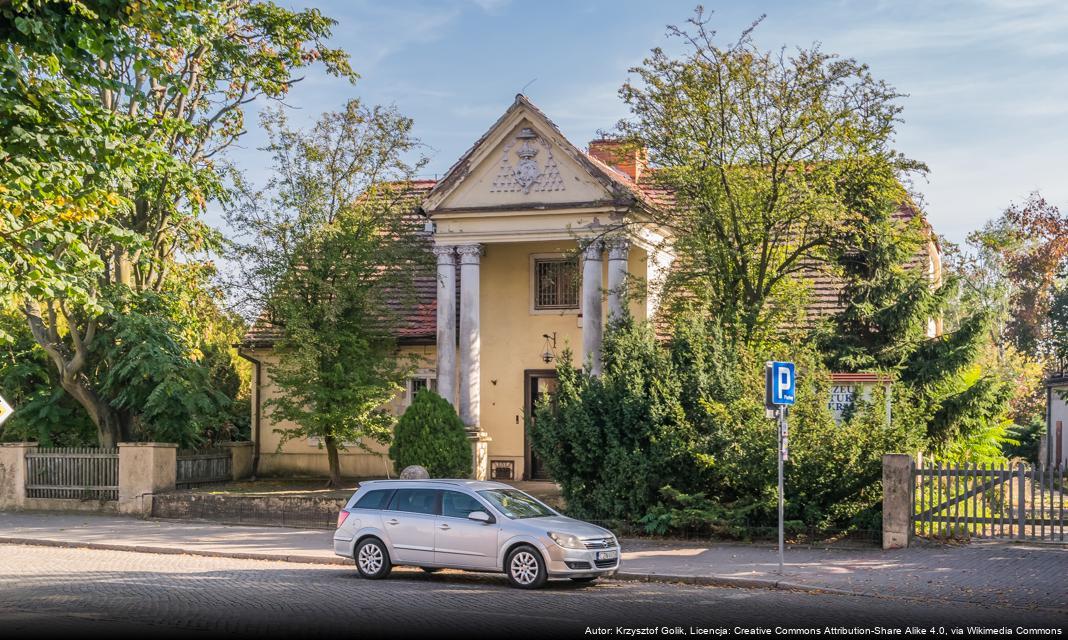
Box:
left=432, top=236, right=632, bottom=443
left=421, top=95, right=671, bottom=480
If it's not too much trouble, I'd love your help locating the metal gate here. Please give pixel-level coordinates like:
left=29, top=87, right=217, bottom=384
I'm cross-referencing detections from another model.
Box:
left=913, top=462, right=1065, bottom=541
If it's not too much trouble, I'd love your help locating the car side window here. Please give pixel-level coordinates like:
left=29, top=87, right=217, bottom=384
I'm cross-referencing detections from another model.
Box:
left=353, top=489, right=393, bottom=510
left=441, top=491, right=485, bottom=519
left=388, top=489, right=440, bottom=515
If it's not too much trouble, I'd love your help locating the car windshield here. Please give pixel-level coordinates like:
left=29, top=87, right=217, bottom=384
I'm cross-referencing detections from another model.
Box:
left=477, top=489, right=555, bottom=519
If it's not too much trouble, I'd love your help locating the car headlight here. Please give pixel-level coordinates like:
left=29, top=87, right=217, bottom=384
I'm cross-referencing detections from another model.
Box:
left=548, top=531, right=585, bottom=549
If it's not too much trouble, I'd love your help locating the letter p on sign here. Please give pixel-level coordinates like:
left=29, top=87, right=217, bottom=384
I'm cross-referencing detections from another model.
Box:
left=766, top=362, right=795, bottom=406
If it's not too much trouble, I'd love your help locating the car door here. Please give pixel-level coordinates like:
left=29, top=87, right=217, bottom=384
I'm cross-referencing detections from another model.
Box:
left=383, top=488, right=440, bottom=565
left=434, top=490, right=500, bottom=570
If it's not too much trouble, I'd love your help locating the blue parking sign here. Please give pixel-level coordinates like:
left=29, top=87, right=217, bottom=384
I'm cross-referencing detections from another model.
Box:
left=766, top=361, right=795, bottom=406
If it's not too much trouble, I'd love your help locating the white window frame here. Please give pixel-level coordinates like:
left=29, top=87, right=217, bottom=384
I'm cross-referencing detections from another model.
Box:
left=529, top=253, right=581, bottom=315
left=405, top=373, right=437, bottom=406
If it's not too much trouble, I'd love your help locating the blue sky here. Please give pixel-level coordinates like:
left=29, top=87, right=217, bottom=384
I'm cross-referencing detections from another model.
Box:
left=220, top=0, right=1068, bottom=246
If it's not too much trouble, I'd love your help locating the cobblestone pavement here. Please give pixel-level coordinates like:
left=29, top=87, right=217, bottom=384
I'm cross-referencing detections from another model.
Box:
left=621, top=538, right=1068, bottom=610
left=1, top=512, right=1065, bottom=612
left=0, top=544, right=1064, bottom=638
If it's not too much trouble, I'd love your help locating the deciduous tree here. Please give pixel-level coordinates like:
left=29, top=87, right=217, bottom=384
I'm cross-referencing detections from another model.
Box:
left=226, top=102, right=428, bottom=488
left=2, top=0, right=351, bottom=446
left=616, top=8, right=924, bottom=343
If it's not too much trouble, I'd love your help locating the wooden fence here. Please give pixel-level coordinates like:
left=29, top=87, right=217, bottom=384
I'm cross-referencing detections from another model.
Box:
left=176, top=448, right=232, bottom=487
left=914, top=462, right=1065, bottom=541
left=25, top=447, right=119, bottom=501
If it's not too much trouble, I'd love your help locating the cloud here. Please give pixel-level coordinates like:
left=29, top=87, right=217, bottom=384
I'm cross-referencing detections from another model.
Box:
left=464, top=0, right=511, bottom=13
left=826, top=0, right=1068, bottom=58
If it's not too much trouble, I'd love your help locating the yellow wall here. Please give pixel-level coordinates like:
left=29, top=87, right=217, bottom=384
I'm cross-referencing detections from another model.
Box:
left=248, top=240, right=649, bottom=480
left=248, top=345, right=435, bottom=478
left=477, top=240, right=647, bottom=478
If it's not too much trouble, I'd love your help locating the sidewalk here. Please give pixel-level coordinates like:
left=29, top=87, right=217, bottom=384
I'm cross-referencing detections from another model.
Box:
left=0, top=511, right=1064, bottom=612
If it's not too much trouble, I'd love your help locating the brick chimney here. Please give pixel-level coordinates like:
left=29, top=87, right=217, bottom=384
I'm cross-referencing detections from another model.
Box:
left=588, top=139, right=648, bottom=183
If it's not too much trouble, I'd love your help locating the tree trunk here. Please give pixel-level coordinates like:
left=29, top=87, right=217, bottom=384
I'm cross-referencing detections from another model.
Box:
left=324, top=436, right=342, bottom=489
left=57, top=375, right=124, bottom=448
left=22, top=301, right=124, bottom=447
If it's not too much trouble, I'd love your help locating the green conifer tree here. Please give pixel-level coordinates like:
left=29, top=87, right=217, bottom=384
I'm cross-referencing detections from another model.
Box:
left=390, top=390, right=471, bottom=479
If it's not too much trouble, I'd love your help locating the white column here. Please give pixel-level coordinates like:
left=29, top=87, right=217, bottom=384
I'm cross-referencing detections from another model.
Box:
left=606, top=237, right=629, bottom=322
left=434, top=245, right=457, bottom=408
left=457, top=244, right=483, bottom=429
left=582, top=240, right=604, bottom=376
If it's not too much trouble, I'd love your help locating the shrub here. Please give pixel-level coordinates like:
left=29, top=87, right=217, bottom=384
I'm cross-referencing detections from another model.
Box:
left=533, top=316, right=712, bottom=521
left=390, top=390, right=471, bottom=478
left=534, top=311, right=927, bottom=535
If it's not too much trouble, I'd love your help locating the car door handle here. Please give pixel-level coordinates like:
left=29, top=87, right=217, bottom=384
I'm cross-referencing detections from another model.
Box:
left=438, top=524, right=450, bottom=530
left=386, top=519, right=399, bottom=525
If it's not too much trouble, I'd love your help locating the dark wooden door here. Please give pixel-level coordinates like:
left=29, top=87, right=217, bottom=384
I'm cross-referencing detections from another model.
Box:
left=524, top=370, right=558, bottom=480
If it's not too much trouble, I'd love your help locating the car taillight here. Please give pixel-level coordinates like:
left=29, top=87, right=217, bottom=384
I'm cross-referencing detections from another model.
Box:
left=337, top=510, right=350, bottom=528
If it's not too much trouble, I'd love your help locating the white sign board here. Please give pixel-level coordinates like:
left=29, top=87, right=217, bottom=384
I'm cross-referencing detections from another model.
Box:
left=827, top=383, right=874, bottom=422
left=0, top=394, right=13, bottom=426
left=828, top=374, right=893, bottom=426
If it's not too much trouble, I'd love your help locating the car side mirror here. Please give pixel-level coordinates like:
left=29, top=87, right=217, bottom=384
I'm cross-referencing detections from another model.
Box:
left=468, top=510, right=494, bottom=524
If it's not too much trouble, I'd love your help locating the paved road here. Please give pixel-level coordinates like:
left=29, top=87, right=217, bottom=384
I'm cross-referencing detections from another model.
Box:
left=3, top=511, right=1065, bottom=611
left=0, top=544, right=1063, bottom=638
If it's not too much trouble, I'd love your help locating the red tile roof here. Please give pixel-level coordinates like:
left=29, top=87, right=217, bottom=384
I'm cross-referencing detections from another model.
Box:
left=243, top=151, right=939, bottom=349
left=242, top=180, right=440, bottom=348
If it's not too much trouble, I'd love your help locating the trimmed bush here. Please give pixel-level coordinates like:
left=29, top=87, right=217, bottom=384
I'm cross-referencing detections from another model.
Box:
left=534, top=313, right=926, bottom=534
left=390, top=390, right=471, bottom=478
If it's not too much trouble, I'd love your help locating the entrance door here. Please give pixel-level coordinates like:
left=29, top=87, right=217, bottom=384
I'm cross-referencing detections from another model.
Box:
left=524, top=370, right=558, bottom=480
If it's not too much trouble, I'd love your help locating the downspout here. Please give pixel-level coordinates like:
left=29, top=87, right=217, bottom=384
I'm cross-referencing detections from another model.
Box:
left=1047, top=383, right=1053, bottom=469
left=237, top=348, right=263, bottom=478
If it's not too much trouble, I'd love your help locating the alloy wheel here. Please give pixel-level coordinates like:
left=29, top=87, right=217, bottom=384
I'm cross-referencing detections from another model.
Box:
left=358, top=542, right=384, bottom=575
left=510, top=551, right=539, bottom=585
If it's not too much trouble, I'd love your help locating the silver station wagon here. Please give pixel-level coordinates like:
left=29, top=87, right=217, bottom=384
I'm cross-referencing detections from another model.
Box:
left=333, top=479, right=620, bottom=589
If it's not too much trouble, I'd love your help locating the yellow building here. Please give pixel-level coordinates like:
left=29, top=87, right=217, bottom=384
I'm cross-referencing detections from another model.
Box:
left=239, top=94, right=940, bottom=481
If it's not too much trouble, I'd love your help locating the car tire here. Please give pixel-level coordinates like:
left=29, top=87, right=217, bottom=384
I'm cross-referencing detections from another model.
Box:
left=355, top=538, right=392, bottom=580
left=505, top=545, right=548, bottom=589
left=419, top=567, right=442, bottom=574
left=570, top=576, right=598, bottom=583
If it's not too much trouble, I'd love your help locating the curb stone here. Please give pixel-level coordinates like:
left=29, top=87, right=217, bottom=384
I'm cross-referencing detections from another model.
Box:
left=611, top=571, right=858, bottom=597
left=0, top=537, right=350, bottom=566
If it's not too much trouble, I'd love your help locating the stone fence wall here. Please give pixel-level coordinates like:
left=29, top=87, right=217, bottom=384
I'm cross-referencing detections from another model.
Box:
left=0, top=441, right=253, bottom=516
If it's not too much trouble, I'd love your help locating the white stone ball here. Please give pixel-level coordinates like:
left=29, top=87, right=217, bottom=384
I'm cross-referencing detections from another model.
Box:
left=399, top=465, right=430, bottom=480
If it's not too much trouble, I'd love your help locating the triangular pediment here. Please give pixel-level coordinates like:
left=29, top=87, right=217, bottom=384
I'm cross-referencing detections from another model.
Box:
left=424, top=95, right=635, bottom=213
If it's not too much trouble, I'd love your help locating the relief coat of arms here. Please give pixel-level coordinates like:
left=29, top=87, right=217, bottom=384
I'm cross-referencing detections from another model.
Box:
left=489, top=127, right=565, bottom=194
left=512, top=128, right=542, bottom=193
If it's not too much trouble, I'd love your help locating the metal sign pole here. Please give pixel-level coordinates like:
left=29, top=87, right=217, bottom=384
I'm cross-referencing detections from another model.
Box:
left=778, top=407, right=785, bottom=575
left=765, top=361, right=793, bottom=577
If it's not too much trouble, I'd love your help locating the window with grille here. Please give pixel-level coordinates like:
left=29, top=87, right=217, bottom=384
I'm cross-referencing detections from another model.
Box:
left=533, top=258, right=579, bottom=310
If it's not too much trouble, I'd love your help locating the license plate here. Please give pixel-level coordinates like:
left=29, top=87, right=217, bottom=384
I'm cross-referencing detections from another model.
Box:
left=596, top=550, right=617, bottom=561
